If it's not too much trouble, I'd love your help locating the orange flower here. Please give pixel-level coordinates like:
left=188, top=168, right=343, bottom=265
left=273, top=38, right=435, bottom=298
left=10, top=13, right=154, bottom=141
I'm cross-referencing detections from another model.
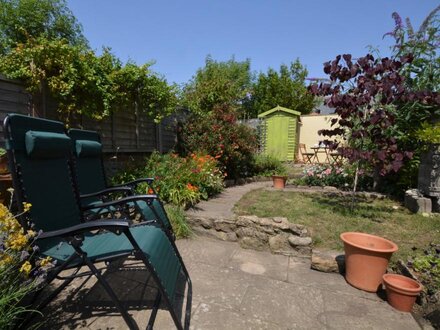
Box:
left=187, top=183, right=198, bottom=192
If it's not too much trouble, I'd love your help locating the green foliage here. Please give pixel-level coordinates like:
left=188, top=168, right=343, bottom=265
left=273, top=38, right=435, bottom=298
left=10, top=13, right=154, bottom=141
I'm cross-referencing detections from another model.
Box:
left=0, top=1, right=177, bottom=122
left=177, top=104, right=258, bottom=179
left=111, top=61, right=178, bottom=122
left=246, top=59, right=316, bottom=117
left=0, top=0, right=87, bottom=53
left=182, top=55, right=253, bottom=116
left=113, top=152, right=224, bottom=208
left=385, top=8, right=440, bottom=160
left=416, top=121, right=440, bottom=145
left=409, top=243, right=440, bottom=293
left=164, top=204, right=192, bottom=239
left=252, top=154, right=286, bottom=176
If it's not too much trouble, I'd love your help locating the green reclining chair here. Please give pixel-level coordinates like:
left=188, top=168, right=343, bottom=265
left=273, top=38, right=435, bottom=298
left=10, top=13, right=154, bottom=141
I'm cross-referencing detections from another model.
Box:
left=68, top=129, right=174, bottom=238
left=4, top=114, right=191, bottom=329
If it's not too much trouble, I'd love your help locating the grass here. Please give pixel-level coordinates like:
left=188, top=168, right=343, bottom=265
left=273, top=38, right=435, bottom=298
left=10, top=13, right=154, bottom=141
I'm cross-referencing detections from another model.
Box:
left=234, top=189, right=440, bottom=264
left=165, top=204, right=192, bottom=239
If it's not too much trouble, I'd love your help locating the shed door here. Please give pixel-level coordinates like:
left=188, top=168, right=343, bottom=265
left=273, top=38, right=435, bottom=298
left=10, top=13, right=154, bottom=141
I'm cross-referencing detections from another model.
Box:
left=266, top=115, right=288, bottom=160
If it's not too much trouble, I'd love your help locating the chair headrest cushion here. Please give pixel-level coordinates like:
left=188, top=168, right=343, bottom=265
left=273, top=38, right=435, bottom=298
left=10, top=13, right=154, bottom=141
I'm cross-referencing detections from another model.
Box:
left=25, top=131, right=71, bottom=159
left=75, top=140, right=102, bottom=158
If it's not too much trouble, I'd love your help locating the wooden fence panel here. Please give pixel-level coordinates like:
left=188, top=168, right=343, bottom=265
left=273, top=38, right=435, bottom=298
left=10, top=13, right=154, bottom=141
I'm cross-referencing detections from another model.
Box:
left=0, top=76, right=182, bottom=153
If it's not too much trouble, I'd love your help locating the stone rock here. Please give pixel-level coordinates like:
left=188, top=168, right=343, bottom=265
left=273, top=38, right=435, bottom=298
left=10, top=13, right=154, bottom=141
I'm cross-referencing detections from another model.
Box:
left=214, top=219, right=237, bottom=232
left=213, top=230, right=238, bottom=242
left=239, top=237, right=266, bottom=251
left=268, top=234, right=291, bottom=253
left=323, top=186, right=338, bottom=191
left=288, top=236, right=312, bottom=247
left=272, top=217, right=283, bottom=223
left=271, top=218, right=291, bottom=231
left=289, top=224, right=308, bottom=237
left=236, top=215, right=258, bottom=227
left=199, top=217, right=214, bottom=229
left=311, top=249, right=345, bottom=273
left=235, top=227, right=268, bottom=242
left=404, top=191, right=432, bottom=213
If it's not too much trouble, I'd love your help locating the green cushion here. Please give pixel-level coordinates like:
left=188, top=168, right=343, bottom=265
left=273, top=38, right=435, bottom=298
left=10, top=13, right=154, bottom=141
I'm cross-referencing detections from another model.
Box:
left=75, top=140, right=102, bottom=158
left=25, top=131, right=71, bottom=159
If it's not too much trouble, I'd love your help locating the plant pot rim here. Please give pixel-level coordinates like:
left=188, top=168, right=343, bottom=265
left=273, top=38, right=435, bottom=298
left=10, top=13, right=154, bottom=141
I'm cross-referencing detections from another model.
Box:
left=272, top=175, right=287, bottom=179
left=383, top=274, right=423, bottom=294
left=340, top=232, right=398, bottom=253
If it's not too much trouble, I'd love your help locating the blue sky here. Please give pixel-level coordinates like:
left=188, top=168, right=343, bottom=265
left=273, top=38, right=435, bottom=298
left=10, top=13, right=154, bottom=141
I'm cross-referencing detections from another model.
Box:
left=67, top=1, right=439, bottom=85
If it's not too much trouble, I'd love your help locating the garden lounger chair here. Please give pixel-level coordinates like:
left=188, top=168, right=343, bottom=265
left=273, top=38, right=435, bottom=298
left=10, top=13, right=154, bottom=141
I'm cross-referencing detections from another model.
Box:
left=68, top=128, right=174, bottom=238
left=4, top=114, right=191, bottom=330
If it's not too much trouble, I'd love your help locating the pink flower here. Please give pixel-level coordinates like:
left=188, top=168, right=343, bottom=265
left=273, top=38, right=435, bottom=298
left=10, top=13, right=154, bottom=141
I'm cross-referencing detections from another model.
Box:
left=324, top=168, right=332, bottom=175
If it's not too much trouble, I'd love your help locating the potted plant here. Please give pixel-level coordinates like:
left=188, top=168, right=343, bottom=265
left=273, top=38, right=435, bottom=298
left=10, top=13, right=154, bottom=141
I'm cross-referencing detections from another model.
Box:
left=271, top=167, right=288, bottom=189
left=340, top=232, right=398, bottom=292
left=382, top=274, right=423, bottom=312
left=0, top=148, right=8, bottom=175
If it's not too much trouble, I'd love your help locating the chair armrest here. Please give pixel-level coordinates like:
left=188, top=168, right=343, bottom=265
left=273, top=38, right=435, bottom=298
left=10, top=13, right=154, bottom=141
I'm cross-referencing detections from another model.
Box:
left=37, top=220, right=130, bottom=240
left=81, top=194, right=159, bottom=212
left=80, top=187, right=133, bottom=199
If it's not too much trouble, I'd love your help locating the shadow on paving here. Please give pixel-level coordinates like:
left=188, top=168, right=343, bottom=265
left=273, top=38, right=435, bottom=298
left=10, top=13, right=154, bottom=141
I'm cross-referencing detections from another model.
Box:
left=37, top=260, right=186, bottom=329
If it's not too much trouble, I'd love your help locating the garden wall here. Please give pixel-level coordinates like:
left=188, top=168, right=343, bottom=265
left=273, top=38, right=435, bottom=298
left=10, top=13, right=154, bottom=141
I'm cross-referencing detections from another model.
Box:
left=298, top=114, right=339, bottom=162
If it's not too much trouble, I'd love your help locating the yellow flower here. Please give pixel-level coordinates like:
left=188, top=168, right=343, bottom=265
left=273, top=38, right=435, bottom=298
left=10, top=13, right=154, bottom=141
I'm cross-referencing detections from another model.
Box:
left=0, top=253, right=13, bottom=266
left=22, top=202, right=32, bottom=212
left=6, top=231, right=28, bottom=251
left=39, top=256, right=52, bottom=267
left=19, top=261, right=32, bottom=276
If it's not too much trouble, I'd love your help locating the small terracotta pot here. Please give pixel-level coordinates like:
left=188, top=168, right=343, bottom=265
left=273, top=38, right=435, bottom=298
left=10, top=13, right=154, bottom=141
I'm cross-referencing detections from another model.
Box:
left=340, top=232, right=398, bottom=292
left=383, top=274, right=422, bottom=312
left=272, top=175, right=287, bottom=189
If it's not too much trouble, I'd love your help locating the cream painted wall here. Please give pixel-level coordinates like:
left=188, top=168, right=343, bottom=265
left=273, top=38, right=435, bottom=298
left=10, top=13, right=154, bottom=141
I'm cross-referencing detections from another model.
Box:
left=298, top=114, right=339, bottom=163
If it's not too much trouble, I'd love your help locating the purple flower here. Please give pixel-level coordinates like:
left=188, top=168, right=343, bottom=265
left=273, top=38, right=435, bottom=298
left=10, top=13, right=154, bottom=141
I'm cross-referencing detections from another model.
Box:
left=392, top=12, right=403, bottom=29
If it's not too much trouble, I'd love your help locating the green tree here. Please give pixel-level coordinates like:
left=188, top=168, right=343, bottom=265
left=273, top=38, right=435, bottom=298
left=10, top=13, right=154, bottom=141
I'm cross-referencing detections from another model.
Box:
left=111, top=62, right=178, bottom=122
left=182, top=55, right=253, bottom=116
left=0, top=0, right=87, bottom=54
left=248, top=59, right=315, bottom=117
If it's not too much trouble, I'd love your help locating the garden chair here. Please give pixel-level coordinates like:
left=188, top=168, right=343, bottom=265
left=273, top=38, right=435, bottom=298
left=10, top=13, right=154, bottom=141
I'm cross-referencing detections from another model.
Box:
left=67, top=128, right=174, bottom=238
left=298, top=143, right=314, bottom=164
left=3, top=114, right=191, bottom=330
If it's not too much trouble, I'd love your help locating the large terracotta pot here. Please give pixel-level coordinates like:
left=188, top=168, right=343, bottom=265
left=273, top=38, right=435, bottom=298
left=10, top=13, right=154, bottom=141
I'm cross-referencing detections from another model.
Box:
left=383, top=274, right=422, bottom=312
left=272, top=175, right=287, bottom=189
left=340, top=232, right=398, bottom=292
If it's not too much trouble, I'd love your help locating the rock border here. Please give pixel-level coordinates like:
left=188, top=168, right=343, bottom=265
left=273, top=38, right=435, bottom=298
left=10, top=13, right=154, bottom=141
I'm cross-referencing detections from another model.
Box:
left=186, top=215, right=312, bottom=257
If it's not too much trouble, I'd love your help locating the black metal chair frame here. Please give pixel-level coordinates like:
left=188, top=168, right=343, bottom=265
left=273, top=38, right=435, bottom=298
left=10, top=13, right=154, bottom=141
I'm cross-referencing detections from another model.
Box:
left=4, top=115, right=192, bottom=330
left=67, top=129, right=175, bottom=239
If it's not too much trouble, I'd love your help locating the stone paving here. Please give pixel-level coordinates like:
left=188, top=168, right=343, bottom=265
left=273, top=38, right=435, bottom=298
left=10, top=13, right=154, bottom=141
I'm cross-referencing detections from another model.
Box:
left=39, top=182, right=424, bottom=329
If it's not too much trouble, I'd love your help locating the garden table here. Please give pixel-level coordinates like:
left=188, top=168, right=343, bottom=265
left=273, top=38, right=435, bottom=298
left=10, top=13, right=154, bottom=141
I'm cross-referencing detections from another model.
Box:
left=310, top=146, right=330, bottom=163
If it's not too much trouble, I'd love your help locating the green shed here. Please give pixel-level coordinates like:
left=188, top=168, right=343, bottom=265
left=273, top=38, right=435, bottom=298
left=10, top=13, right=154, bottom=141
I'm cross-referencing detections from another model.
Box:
left=258, top=106, right=301, bottom=161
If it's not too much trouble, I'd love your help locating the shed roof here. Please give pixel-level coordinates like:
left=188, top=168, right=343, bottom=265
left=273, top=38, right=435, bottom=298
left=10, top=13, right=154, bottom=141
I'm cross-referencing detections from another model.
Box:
left=257, top=105, right=301, bottom=118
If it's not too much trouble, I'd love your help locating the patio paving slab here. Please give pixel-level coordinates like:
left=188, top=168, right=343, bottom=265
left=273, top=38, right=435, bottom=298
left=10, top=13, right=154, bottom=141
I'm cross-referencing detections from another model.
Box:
left=40, top=236, right=421, bottom=329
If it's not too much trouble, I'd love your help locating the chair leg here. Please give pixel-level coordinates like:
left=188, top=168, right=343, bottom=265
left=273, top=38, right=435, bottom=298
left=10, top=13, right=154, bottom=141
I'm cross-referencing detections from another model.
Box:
left=81, top=254, right=138, bottom=330
left=146, top=292, right=161, bottom=330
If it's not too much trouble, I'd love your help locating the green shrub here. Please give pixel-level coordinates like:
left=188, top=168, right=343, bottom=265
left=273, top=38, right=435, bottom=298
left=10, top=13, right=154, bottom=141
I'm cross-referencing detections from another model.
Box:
left=252, top=154, right=286, bottom=176
left=165, top=205, right=192, bottom=239
left=113, top=151, right=224, bottom=208
left=177, top=104, right=258, bottom=179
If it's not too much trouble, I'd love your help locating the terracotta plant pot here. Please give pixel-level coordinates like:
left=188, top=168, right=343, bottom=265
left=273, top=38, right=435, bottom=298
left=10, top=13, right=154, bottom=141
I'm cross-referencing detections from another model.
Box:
left=272, top=175, right=287, bottom=189
left=340, top=232, right=398, bottom=292
left=383, top=274, right=422, bottom=312
left=0, top=155, right=9, bottom=175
